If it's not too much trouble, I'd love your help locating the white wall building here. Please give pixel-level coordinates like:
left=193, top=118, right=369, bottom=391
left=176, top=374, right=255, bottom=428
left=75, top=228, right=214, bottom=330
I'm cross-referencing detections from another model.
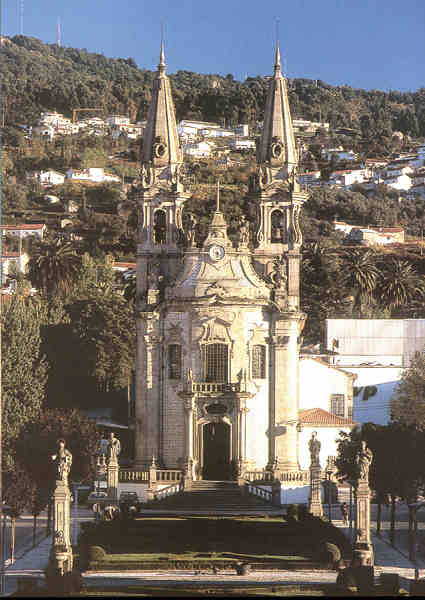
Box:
left=66, top=168, right=120, bottom=183
left=230, top=138, right=256, bottom=151
left=183, top=141, right=214, bottom=158
left=298, top=170, right=321, bottom=186
left=37, top=170, right=65, bottom=186
left=1, top=223, right=46, bottom=239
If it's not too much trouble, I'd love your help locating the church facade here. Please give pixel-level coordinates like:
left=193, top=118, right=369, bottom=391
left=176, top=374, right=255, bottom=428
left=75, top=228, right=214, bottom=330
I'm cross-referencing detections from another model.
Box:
left=134, top=44, right=309, bottom=482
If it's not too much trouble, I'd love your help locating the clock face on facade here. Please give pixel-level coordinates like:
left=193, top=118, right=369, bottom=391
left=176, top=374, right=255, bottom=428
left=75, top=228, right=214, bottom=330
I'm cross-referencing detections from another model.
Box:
left=209, top=245, right=225, bottom=261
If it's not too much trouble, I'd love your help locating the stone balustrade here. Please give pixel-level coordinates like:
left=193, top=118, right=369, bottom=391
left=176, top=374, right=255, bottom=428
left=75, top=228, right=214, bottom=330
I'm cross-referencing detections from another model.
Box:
left=154, top=480, right=184, bottom=501
left=245, top=469, right=315, bottom=484
left=247, top=482, right=273, bottom=502
left=154, top=469, right=182, bottom=482
left=119, top=469, right=149, bottom=483
left=187, top=381, right=241, bottom=394
left=244, top=470, right=275, bottom=482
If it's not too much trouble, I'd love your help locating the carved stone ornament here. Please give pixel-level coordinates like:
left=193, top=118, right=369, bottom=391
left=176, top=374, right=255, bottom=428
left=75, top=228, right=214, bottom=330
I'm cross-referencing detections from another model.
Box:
left=206, top=282, right=230, bottom=299
left=140, top=162, right=155, bottom=188
left=153, top=138, right=167, bottom=159
left=271, top=141, right=283, bottom=159
left=270, top=256, right=288, bottom=290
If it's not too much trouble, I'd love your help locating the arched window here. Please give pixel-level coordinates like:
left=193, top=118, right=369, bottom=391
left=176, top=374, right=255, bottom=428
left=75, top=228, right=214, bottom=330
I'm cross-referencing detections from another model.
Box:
left=205, top=344, right=228, bottom=383
left=168, top=344, right=182, bottom=379
left=271, top=209, right=285, bottom=243
left=154, top=209, right=167, bottom=244
left=252, top=345, right=266, bottom=379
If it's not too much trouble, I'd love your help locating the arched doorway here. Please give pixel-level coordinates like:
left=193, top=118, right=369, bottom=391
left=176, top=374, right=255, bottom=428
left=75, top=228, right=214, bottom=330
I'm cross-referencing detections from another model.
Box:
left=202, top=421, right=231, bottom=480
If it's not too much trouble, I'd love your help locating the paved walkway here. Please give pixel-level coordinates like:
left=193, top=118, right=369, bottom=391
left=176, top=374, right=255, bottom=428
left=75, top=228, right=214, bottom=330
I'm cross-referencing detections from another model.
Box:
left=3, top=514, right=424, bottom=595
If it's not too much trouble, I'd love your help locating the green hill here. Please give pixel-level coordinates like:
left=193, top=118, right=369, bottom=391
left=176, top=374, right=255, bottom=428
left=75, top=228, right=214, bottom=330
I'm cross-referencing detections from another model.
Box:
left=1, top=35, right=424, bottom=137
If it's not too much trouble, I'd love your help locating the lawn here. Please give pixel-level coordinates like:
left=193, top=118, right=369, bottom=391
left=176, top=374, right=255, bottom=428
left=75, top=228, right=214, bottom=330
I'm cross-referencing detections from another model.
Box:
left=79, top=514, right=351, bottom=571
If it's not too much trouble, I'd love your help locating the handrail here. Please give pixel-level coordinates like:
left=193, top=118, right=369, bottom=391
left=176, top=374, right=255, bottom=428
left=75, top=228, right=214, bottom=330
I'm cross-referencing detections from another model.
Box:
left=153, top=479, right=184, bottom=501
left=245, top=470, right=275, bottom=482
left=246, top=481, right=273, bottom=503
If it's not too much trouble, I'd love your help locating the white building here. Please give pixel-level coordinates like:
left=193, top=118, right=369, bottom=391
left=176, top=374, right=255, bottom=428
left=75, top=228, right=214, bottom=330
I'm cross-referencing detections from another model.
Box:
left=234, top=124, right=249, bottom=137
left=326, top=318, right=425, bottom=369
left=230, top=138, right=256, bottom=151
left=66, top=168, right=120, bottom=183
left=1, top=223, right=46, bottom=239
left=1, top=251, right=29, bottom=283
left=105, top=115, right=130, bottom=127
left=326, top=149, right=357, bottom=162
left=183, top=141, right=214, bottom=158
left=298, top=356, right=357, bottom=470
left=292, top=119, right=330, bottom=133
left=298, top=170, right=321, bottom=186
left=35, top=170, right=65, bottom=186
left=329, top=169, right=366, bottom=187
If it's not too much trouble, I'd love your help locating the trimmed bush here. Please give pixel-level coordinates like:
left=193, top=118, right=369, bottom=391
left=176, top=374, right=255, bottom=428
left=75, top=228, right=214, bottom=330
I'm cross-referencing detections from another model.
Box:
left=316, top=541, right=341, bottom=564
left=286, top=504, right=299, bottom=520
left=89, top=545, right=106, bottom=561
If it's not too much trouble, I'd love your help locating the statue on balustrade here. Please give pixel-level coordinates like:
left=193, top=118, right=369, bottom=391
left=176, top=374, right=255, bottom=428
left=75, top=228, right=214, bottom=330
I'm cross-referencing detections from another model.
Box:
left=107, top=432, right=121, bottom=463
left=309, top=431, right=321, bottom=467
left=51, top=439, right=72, bottom=484
left=356, top=441, right=373, bottom=482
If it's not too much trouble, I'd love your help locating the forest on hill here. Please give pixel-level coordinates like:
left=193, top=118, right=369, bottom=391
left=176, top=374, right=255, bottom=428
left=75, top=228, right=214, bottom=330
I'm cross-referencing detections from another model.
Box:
left=1, top=34, right=425, bottom=139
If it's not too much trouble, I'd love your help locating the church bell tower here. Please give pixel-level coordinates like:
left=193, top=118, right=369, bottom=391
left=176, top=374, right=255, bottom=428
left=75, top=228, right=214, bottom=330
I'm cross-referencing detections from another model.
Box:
left=250, top=44, right=308, bottom=473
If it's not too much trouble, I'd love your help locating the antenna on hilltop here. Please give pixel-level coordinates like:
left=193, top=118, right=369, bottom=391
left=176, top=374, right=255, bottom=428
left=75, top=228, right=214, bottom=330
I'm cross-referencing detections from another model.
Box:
left=56, top=18, right=62, bottom=47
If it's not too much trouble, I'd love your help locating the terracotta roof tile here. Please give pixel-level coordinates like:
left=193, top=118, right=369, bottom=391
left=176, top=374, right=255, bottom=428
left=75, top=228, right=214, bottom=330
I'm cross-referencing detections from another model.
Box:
left=299, top=407, right=357, bottom=427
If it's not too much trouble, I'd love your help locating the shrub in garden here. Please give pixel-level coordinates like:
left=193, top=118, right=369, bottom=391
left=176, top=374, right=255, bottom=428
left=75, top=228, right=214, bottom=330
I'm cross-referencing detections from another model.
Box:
left=89, top=545, right=106, bottom=561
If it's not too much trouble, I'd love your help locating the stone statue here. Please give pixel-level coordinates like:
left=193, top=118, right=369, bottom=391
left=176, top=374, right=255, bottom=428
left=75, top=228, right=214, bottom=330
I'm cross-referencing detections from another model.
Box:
left=270, top=256, right=287, bottom=290
left=238, top=216, right=250, bottom=246
left=148, top=261, right=162, bottom=290
left=106, top=432, right=121, bottom=463
left=309, top=431, right=321, bottom=467
left=51, top=439, right=72, bottom=484
left=356, top=441, right=373, bottom=481
left=186, top=214, right=197, bottom=248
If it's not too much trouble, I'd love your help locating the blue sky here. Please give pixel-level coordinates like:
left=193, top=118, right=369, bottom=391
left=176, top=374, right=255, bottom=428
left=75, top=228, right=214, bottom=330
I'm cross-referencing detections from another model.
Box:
left=1, top=0, right=424, bottom=92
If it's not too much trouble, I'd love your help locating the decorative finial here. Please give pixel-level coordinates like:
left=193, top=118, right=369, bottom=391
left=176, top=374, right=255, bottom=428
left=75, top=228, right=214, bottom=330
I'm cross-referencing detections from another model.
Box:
left=216, top=180, right=220, bottom=212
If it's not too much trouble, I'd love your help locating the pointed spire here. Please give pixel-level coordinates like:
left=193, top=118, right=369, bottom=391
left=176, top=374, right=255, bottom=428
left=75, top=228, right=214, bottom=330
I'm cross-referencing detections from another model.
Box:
left=141, top=40, right=182, bottom=166
left=216, top=180, right=220, bottom=211
left=158, top=41, right=166, bottom=73
left=256, top=44, right=297, bottom=177
left=274, top=42, right=281, bottom=74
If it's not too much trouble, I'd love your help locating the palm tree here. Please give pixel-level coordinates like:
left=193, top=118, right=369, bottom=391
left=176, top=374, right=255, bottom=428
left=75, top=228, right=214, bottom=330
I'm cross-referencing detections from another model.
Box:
left=340, top=249, right=379, bottom=314
left=27, top=238, right=82, bottom=298
left=376, top=257, right=425, bottom=312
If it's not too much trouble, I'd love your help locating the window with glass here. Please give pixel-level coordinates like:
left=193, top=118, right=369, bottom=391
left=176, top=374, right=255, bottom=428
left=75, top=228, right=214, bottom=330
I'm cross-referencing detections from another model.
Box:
left=205, top=343, right=228, bottom=382
left=252, top=345, right=266, bottom=379
left=168, top=344, right=182, bottom=379
left=330, top=394, right=345, bottom=417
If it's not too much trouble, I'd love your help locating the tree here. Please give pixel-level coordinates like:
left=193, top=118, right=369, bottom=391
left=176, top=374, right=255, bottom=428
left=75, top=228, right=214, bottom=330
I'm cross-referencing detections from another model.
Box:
left=391, top=352, right=425, bottom=427
left=376, top=257, right=424, bottom=312
left=66, top=287, right=135, bottom=391
left=1, top=296, right=48, bottom=469
left=27, top=238, right=82, bottom=298
left=340, top=249, right=379, bottom=314
left=3, top=465, right=33, bottom=563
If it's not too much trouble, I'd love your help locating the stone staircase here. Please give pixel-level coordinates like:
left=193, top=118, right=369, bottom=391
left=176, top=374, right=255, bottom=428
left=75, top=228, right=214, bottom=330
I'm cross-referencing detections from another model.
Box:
left=146, top=480, right=275, bottom=512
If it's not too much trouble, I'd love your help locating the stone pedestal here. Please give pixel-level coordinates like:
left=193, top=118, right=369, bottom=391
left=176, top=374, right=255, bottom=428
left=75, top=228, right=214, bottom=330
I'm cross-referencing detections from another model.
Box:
left=107, top=459, right=119, bottom=503
left=309, top=465, right=323, bottom=517
left=353, top=480, right=374, bottom=566
left=50, top=480, right=73, bottom=575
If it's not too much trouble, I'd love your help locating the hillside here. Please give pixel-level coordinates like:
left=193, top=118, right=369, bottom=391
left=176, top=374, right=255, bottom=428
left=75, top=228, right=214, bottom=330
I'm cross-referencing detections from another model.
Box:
left=1, top=35, right=425, bottom=138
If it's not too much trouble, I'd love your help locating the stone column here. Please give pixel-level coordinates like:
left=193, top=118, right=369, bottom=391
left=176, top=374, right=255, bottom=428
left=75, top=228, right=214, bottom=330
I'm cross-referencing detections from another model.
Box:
left=269, top=313, right=304, bottom=473
left=50, top=480, right=73, bottom=575
left=135, top=312, right=161, bottom=468
left=309, top=465, right=323, bottom=517
left=107, top=458, right=119, bottom=504
left=353, top=479, right=374, bottom=565
left=183, top=396, right=196, bottom=486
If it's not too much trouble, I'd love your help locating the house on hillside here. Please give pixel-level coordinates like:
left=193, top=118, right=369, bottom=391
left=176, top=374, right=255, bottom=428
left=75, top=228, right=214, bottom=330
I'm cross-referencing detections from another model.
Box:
left=66, top=168, right=120, bottom=183
left=31, top=170, right=65, bottom=186
left=1, top=223, right=46, bottom=239
left=298, top=171, right=321, bottom=186
left=1, top=251, right=29, bottom=284
left=183, top=141, right=214, bottom=158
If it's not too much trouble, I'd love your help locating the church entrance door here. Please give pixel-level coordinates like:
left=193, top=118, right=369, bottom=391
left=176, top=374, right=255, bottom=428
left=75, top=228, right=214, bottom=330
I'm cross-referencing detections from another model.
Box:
left=202, top=421, right=231, bottom=480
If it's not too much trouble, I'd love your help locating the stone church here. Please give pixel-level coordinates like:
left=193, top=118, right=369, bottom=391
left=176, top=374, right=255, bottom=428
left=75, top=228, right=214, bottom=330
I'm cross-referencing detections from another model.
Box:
left=134, top=43, right=310, bottom=482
